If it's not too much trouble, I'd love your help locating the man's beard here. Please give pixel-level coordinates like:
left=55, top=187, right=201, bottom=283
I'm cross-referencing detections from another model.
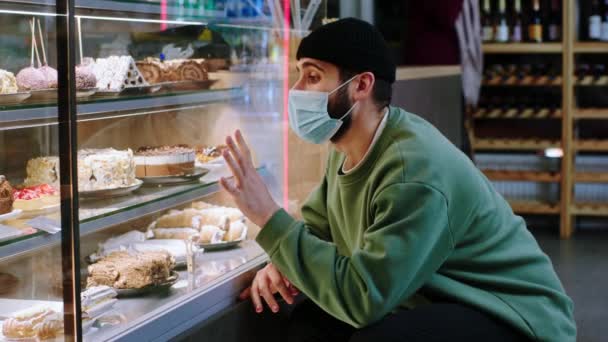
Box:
left=328, top=86, right=354, bottom=143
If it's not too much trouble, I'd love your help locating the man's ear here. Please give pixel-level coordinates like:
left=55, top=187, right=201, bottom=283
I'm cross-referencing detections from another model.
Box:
left=352, top=72, right=375, bottom=102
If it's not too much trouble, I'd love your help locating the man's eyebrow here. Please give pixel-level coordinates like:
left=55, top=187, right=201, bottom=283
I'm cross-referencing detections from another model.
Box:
left=300, top=61, right=324, bottom=72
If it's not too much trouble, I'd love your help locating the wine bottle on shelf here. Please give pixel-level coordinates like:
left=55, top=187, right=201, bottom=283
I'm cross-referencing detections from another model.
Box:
left=577, top=63, right=591, bottom=81
left=504, top=64, right=519, bottom=84
left=482, top=0, right=494, bottom=42
left=495, top=0, right=509, bottom=42
left=589, top=0, right=602, bottom=40
left=529, top=0, right=543, bottom=43
left=511, top=0, right=523, bottom=42
left=592, top=64, right=606, bottom=80
left=548, top=0, right=561, bottom=41
left=601, top=0, right=608, bottom=41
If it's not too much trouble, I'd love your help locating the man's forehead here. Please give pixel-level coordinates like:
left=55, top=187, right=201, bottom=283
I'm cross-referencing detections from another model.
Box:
left=296, top=58, right=336, bottom=72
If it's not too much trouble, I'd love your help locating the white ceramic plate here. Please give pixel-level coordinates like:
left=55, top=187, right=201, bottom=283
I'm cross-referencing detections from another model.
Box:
left=0, top=210, right=22, bottom=222
left=79, top=180, right=143, bottom=199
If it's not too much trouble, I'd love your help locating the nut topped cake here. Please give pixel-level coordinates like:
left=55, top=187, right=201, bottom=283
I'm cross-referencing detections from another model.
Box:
left=134, top=145, right=195, bottom=177
left=78, top=148, right=137, bottom=191
left=90, top=55, right=148, bottom=91
left=0, top=175, right=14, bottom=215
left=86, top=250, right=175, bottom=289
left=24, top=148, right=137, bottom=192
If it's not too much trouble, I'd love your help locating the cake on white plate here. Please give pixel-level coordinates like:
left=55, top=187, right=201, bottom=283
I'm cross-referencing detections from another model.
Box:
left=24, top=148, right=137, bottom=192
left=134, top=145, right=195, bottom=177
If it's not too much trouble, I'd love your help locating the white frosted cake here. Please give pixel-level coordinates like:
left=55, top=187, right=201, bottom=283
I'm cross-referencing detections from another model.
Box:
left=24, top=148, right=137, bottom=191
left=134, top=145, right=195, bottom=177
left=90, top=55, right=148, bottom=91
left=78, top=148, right=137, bottom=191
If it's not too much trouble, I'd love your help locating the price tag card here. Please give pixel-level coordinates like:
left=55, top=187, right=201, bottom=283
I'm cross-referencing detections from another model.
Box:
left=27, top=217, right=61, bottom=234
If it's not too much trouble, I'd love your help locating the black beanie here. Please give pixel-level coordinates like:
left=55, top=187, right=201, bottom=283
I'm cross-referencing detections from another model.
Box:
left=296, top=18, right=396, bottom=84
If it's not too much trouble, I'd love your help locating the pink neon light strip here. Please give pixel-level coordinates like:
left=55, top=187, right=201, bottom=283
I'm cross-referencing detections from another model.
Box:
left=160, top=0, right=167, bottom=31
left=282, top=0, right=290, bottom=209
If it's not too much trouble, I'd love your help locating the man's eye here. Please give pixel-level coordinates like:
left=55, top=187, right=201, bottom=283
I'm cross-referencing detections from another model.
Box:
left=308, top=74, right=319, bottom=83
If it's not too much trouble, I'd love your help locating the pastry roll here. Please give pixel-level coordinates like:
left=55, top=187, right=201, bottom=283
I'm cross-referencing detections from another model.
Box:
left=155, top=209, right=203, bottom=229
left=152, top=228, right=199, bottom=240
left=2, top=305, right=56, bottom=339
left=200, top=225, right=225, bottom=244
left=224, top=220, right=247, bottom=242
left=36, top=312, right=64, bottom=340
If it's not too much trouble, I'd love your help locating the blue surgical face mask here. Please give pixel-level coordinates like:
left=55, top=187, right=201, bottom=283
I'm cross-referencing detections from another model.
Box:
left=288, top=75, right=359, bottom=144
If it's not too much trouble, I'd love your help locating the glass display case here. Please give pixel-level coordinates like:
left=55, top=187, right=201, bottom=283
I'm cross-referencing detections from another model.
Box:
left=0, top=1, right=295, bottom=340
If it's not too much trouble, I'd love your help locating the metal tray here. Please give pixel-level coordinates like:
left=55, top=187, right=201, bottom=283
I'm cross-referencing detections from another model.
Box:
left=160, top=79, right=218, bottom=92
left=93, top=84, right=162, bottom=98
left=0, top=92, right=31, bottom=105
left=29, top=88, right=58, bottom=101
left=198, top=239, right=243, bottom=251
left=79, top=179, right=143, bottom=199
left=114, top=271, right=179, bottom=297
left=140, top=167, right=209, bottom=185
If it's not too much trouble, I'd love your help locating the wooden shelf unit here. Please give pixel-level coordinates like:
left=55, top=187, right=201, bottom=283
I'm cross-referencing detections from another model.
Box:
left=482, top=170, right=561, bottom=182
left=474, top=1, right=608, bottom=238
left=473, top=138, right=560, bottom=151
left=571, top=203, right=608, bottom=216
left=483, top=77, right=562, bottom=86
left=574, top=172, right=608, bottom=183
left=573, top=140, right=608, bottom=151
left=473, top=108, right=562, bottom=119
left=573, top=108, right=608, bottom=119
left=483, top=43, right=563, bottom=54
left=573, top=42, right=608, bottom=53
left=575, top=76, right=608, bottom=86
left=508, top=200, right=561, bottom=215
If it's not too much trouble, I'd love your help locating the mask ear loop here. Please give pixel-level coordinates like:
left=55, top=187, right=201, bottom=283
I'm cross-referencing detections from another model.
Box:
left=328, top=74, right=359, bottom=95
left=338, top=102, right=359, bottom=121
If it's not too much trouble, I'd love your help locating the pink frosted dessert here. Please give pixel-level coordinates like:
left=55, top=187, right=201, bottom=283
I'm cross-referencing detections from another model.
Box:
left=16, top=67, right=47, bottom=91
left=39, top=65, right=58, bottom=88
left=75, top=65, right=97, bottom=89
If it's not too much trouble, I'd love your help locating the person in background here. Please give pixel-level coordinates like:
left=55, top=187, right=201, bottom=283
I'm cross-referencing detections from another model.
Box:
left=221, top=18, right=575, bottom=341
left=403, top=0, right=482, bottom=159
left=403, top=1, right=464, bottom=65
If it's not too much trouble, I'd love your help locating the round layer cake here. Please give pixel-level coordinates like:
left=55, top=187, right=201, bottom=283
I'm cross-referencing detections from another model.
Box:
left=135, top=145, right=195, bottom=177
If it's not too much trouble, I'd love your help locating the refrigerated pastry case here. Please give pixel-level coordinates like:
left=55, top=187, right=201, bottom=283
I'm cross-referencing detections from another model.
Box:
left=0, top=1, right=295, bottom=340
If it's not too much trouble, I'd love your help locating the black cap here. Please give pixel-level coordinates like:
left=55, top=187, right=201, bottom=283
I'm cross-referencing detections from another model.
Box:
left=296, top=18, right=396, bottom=84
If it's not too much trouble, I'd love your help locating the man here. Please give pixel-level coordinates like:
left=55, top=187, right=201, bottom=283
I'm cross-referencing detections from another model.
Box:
left=220, top=18, right=576, bottom=341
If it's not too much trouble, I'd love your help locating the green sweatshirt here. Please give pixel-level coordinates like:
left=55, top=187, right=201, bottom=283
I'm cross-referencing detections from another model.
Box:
left=256, top=107, right=576, bottom=341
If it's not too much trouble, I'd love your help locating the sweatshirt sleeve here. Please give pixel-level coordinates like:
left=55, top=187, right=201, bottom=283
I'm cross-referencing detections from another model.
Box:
left=256, top=182, right=455, bottom=328
left=300, top=176, right=331, bottom=241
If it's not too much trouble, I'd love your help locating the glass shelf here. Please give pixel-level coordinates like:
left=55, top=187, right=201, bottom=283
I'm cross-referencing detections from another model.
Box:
left=86, top=240, right=267, bottom=341
left=0, top=87, right=245, bottom=127
left=0, top=166, right=269, bottom=261
left=1, top=1, right=274, bottom=26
